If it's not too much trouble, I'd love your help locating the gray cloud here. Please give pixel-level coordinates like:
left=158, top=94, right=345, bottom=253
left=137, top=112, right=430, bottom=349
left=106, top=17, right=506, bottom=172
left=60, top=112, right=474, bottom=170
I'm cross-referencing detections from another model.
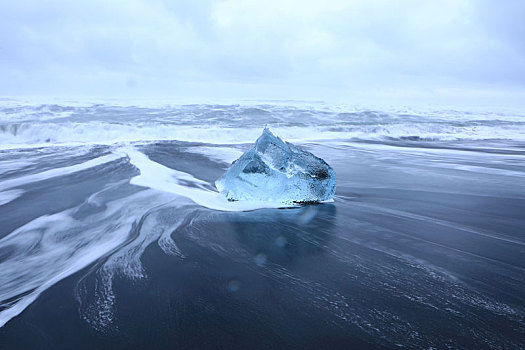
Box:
left=0, top=0, right=524, bottom=104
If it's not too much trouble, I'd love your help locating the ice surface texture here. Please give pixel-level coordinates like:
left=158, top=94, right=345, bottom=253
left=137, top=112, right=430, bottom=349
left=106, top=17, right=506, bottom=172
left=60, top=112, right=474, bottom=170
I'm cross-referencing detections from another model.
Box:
left=215, top=128, right=336, bottom=203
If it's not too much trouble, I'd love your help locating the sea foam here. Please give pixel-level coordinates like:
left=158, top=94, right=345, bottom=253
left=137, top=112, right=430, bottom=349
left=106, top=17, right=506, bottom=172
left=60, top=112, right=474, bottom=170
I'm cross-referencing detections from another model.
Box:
left=121, top=147, right=296, bottom=211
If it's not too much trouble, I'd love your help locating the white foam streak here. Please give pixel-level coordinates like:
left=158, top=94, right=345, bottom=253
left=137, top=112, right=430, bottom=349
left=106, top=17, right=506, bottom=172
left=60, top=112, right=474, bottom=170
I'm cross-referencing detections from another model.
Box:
left=76, top=201, right=191, bottom=330
left=0, top=189, right=24, bottom=206
left=0, top=159, right=33, bottom=175
left=0, top=189, right=168, bottom=328
left=122, top=147, right=296, bottom=211
left=0, top=154, right=121, bottom=192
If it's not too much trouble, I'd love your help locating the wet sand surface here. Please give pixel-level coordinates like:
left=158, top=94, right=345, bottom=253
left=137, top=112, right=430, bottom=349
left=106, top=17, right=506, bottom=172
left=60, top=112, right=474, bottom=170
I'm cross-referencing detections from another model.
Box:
left=1, top=140, right=524, bottom=349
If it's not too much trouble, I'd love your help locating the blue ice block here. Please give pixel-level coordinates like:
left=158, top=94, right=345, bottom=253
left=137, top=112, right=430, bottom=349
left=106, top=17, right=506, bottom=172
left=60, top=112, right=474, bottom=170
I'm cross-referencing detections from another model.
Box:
left=215, top=128, right=336, bottom=203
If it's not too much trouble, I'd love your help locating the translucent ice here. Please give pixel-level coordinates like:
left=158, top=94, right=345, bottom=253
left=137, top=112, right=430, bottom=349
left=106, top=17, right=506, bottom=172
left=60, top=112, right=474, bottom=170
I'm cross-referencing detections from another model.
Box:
left=215, top=128, right=336, bottom=203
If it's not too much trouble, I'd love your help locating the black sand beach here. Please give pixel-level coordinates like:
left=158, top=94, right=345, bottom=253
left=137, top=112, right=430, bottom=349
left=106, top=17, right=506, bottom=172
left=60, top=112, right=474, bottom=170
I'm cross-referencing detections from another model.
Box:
left=1, top=137, right=524, bottom=349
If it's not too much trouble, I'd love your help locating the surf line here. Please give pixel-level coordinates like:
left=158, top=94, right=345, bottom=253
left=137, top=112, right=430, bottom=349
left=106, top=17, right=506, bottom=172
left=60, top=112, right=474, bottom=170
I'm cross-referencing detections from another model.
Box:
left=117, top=147, right=295, bottom=212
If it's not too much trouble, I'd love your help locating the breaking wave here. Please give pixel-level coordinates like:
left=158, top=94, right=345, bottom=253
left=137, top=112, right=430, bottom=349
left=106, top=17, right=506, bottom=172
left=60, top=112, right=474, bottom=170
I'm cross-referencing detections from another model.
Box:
left=1, top=101, right=525, bottom=148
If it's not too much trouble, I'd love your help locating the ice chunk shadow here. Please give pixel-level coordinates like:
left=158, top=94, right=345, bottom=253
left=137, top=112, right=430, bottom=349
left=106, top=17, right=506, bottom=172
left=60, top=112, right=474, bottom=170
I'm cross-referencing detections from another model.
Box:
left=231, top=204, right=336, bottom=265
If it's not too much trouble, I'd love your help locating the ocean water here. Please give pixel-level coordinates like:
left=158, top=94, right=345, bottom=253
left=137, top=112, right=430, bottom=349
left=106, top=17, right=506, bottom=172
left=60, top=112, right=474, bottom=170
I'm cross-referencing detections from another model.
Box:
left=0, top=99, right=524, bottom=349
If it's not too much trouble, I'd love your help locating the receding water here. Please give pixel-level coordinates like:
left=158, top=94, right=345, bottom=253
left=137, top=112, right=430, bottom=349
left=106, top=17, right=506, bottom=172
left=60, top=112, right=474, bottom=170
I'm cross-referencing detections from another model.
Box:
left=0, top=100, right=524, bottom=349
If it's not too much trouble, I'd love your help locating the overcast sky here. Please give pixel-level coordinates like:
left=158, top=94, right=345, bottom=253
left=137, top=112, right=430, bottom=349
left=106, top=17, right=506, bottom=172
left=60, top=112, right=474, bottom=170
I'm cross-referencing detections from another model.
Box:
left=1, top=0, right=524, bottom=104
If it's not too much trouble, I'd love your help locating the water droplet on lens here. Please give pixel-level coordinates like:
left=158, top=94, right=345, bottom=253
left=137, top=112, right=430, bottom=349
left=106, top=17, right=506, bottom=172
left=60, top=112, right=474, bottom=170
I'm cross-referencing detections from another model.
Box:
left=227, top=279, right=241, bottom=292
left=254, top=253, right=267, bottom=266
left=275, top=236, right=287, bottom=247
left=296, top=205, right=319, bottom=225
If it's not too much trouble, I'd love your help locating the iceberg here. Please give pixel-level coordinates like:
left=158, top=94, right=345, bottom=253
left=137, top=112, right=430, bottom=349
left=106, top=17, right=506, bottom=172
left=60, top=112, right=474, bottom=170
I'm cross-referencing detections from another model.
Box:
left=215, top=128, right=336, bottom=203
